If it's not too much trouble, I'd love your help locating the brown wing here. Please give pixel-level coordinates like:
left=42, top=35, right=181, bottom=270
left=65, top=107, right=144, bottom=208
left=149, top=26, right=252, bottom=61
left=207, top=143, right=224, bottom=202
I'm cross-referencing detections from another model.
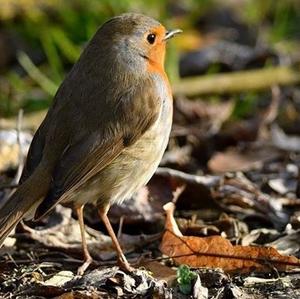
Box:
left=19, top=114, right=51, bottom=184
left=34, top=77, right=160, bottom=219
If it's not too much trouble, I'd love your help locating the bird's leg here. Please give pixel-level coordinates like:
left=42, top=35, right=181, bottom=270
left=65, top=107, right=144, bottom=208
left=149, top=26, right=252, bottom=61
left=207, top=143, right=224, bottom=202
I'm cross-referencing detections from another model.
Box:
left=98, top=206, right=134, bottom=272
left=76, top=205, right=93, bottom=275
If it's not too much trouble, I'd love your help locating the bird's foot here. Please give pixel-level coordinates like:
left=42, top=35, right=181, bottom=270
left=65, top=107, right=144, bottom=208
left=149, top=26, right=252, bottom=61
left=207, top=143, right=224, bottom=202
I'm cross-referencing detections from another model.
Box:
left=77, top=255, right=93, bottom=276
left=117, top=256, right=135, bottom=273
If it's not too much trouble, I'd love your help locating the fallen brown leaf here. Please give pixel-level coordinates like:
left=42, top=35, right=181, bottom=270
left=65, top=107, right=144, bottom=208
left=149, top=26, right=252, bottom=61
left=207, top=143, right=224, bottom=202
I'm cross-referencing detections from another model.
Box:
left=160, top=203, right=300, bottom=273
left=208, top=146, right=279, bottom=173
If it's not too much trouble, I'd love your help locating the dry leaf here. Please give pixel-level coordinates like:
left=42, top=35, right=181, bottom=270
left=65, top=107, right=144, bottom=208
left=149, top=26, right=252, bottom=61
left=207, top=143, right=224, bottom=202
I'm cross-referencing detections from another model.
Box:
left=139, top=260, right=176, bottom=286
left=160, top=203, right=300, bottom=273
left=43, top=271, right=74, bottom=287
left=208, top=146, right=279, bottom=173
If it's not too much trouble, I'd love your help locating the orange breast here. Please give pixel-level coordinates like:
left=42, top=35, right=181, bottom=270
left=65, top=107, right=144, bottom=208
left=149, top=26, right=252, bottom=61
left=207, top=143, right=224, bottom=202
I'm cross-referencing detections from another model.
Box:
left=146, top=25, right=173, bottom=99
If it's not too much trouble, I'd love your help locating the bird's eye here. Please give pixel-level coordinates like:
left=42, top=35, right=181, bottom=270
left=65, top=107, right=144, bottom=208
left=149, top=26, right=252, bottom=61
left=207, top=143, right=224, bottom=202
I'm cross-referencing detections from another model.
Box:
left=147, top=33, right=156, bottom=44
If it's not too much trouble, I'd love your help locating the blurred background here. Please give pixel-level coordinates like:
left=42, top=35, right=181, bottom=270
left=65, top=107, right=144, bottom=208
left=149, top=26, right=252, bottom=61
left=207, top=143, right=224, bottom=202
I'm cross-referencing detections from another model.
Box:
left=0, top=0, right=299, bottom=115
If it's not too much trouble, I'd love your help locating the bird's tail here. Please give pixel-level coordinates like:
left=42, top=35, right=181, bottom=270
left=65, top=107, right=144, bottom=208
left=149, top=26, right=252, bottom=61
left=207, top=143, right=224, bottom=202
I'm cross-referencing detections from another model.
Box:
left=0, top=166, right=50, bottom=246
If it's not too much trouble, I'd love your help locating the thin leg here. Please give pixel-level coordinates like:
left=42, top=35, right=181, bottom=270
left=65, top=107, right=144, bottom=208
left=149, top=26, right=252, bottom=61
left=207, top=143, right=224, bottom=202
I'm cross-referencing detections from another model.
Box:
left=98, top=206, right=133, bottom=272
left=76, top=205, right=93, bottom=275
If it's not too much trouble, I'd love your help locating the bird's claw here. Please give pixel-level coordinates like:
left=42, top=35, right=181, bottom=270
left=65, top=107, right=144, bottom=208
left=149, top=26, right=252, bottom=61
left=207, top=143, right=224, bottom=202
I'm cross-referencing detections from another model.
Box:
left=77, top=255, right=93, bottom=276
left=117, top=257, right=135, bottom=273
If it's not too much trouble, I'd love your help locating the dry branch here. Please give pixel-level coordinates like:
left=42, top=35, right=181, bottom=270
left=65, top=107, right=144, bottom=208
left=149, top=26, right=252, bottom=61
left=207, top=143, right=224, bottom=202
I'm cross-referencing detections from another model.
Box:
left=156, top=167, right=220, bottom=187
left=173, top=66, right=300, bottom=96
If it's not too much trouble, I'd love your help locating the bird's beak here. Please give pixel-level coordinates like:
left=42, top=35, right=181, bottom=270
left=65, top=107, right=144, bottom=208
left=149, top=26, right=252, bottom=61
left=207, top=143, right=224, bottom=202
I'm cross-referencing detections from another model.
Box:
left=163, top=29, right=182, bottom=41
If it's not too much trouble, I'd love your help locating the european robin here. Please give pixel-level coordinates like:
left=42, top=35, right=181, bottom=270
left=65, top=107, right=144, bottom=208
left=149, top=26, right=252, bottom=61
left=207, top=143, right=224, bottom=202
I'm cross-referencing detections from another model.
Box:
left=0, top=13, right=181, bottom=274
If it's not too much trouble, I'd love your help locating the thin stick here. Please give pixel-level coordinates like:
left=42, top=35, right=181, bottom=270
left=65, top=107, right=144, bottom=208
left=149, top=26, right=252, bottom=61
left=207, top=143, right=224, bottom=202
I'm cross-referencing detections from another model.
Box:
left=173, top=66, right=300, bottom=96
left=17, top=52, right=58, bottom=96
left=13, top=109, right=25, bottom=185
left=156, top=167, right=220, bottom=187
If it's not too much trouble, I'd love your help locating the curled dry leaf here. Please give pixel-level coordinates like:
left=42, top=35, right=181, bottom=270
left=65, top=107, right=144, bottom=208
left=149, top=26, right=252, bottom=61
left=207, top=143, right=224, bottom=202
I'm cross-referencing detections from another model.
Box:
left=160, top=202, right=300, bottom=273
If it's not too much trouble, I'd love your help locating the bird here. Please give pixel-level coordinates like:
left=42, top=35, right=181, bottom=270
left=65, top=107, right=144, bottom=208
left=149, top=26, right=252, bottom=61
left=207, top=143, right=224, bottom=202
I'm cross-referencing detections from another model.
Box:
left=0, top=13, right=181, bottom=274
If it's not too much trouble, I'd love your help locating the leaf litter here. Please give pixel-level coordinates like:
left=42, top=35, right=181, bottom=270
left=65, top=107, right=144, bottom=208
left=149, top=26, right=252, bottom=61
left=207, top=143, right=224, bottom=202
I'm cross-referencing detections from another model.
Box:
left=2, top=93, right=300, bottom=298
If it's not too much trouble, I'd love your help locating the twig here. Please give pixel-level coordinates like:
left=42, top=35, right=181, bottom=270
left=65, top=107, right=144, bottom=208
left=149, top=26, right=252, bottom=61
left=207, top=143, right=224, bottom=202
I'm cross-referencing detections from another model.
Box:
left=156, top=167, right=220, bottom=187
left=173, top=66, right=300, bottom=96
left=1, top=110, right=25, bottom=208
left=6, top=253, right=17, bottom=267
left=117, top=216, right=124, bottom=239
left=17, top=51, right=58, bottom=96
left=172, top=185, right=186, bottom=204
left=0, top=110, right=46, bottom=131
left=267, top=85, right=281, bottom=124
left=257, top=85, right=281, bottom=139
left=13, top=109, right=25, bottom=185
